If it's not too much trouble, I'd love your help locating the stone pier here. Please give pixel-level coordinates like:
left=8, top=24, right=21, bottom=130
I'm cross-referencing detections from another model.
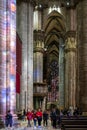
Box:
left=77, top=0, right=87, bottom=111
left=17, top=1, right=35, bottom=110
left=65, top=31, right=77, bottom=109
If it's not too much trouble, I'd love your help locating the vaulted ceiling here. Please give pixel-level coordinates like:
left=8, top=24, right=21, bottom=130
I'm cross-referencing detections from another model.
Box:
left=44, top=10, right=65, bottom=52
left=17, top=0, right=81, bottom=8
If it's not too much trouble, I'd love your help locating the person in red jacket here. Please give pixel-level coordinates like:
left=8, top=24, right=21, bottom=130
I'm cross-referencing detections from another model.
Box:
left=26, top=108, right=33, bottom=127
left=36, top=108, right=43, bottom=127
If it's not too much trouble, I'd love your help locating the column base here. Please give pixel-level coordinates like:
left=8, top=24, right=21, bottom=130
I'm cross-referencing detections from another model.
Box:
left=0, top=117, right=5, bottom=129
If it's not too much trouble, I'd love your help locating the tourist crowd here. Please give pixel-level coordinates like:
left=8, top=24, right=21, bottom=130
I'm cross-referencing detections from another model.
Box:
left=5, top=106, right=82, bottom=128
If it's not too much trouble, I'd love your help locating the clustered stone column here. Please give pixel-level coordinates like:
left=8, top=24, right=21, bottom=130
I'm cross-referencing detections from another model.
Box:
left=0, top=0, right=16, bottom=117
left=17, top=1, right=28, bottom=110
left=65, top=31, right=77, bottom=109
left=16, top=1, right=34, bottom=110
left=27, top=2, right=34, bottom=109
left=77, top=0, right=87, bottom=112
left=33, top=31, right=44, bottom=83
left=59, top=38, right=65, bottom=109
left=33, top=30, right=47, bottom=110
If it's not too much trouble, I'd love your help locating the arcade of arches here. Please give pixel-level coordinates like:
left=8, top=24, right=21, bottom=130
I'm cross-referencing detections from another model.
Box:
left=0, top=0, right=87, bottom=117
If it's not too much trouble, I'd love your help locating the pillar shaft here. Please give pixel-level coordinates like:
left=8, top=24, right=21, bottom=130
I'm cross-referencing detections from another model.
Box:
left=27, top=2, right=34, bottom=109
left=77, top=0, right=87, bottom=111
left=0, top=0, right=16, bottom=116
left=17, top=1, right=34, bottom=110
left=17, top=2, right=28, bottom=110
left=65, top=32, right=77, bottom=109
left=59, top=38, right=65, bottom=109
left=34, top=31, right=44, bottom=83
left=34, top=50, right=44, bottom=83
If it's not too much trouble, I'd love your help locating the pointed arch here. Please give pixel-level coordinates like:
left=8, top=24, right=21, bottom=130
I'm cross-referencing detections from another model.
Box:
left=44, top=10, right=66, bottom=47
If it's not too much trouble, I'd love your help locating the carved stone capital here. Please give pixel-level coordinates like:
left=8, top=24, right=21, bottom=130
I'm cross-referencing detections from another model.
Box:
left=65, top=31, right=76, bottom=39
left=34, top=47, right=44, bottom=53
left=34, top=30, right=45, bottom=41
left=65, top=48, right=76, bottom=53
left=65, top=36, right=77, bottom=52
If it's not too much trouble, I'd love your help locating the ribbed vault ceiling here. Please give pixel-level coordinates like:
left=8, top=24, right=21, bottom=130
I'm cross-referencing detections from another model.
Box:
left=45, top=10, right=66, bottom=52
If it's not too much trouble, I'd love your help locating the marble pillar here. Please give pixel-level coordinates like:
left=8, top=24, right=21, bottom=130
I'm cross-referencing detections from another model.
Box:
left=33, top=8, right=44, bottom=83
left=65, top=31, right=77, bottom=109
left=59, top=38, right=65, bottom=109
left=77, top=0, right=87, bottom=111
left=17, top=1, right=28, bottom=110
left=27, top=2, right=34, bottom=109
left=0, top=0, right=16, bottom=117
left=34, top=48, right=44, bottom=83
left=34, top=31, right=44, bottom=83
left=17, top=1, right=34, bottom=110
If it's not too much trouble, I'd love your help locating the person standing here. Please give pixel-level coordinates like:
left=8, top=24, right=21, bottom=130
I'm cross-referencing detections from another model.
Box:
left=36, top=108, right=42, bottom=127
left=5, top=110, right=13, bottom=128
left=32, top=110, right=37, bottom=128
left=23, top=109, right=26, bottom=121
left=43, top=109, right=49, bottom=127
left=26, top=109, right=33, bottom=127
left=50, top=108, right=57, bottom=128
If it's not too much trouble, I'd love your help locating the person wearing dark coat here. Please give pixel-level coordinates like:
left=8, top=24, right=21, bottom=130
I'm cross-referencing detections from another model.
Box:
left=43, top=110, right=49, bottom=126
left=5, top=110, right=13, bottom=127
left=50, top=108, right=57, bottom=128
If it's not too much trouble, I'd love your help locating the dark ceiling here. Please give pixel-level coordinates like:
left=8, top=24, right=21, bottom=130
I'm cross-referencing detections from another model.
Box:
left=17, top=0, right=81, bottom=8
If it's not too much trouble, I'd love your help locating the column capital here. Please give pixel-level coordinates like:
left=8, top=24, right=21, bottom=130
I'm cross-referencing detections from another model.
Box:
left=34, top=47, right=44, bottom=53
left=65, top=31, right=77, bottom=53
left=34, top=30, right=45, bottom=41
left=34, top=30, right=45, bottom=52
left=65, top=31, right=76, bottom=39
left=65, top=48, right=76, bottom=53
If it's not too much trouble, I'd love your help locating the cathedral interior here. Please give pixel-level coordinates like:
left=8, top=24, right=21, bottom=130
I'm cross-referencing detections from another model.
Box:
left=0, top=0, right=87, bottom=117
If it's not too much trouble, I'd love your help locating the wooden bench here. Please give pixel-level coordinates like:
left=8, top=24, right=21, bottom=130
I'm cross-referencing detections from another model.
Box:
left=62, top=125, right=87, bottom=130
left=61, top=116, right=87, bottom=130
left=64, top=128, right=87, bottom=130
left=61, top=120, right=87, bottom=126
left=61, top=116, right=87, bottom=120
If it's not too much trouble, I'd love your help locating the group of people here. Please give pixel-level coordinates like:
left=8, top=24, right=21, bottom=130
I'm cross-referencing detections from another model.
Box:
left=62, top=107, right=82, bottom=117
left=50, top=106, right=83, bottom=129
left=5, top=106, right=82, bottom=128
left=5, top=108, right=49, bottom=128
left=22, top=108, right=49, bottom=128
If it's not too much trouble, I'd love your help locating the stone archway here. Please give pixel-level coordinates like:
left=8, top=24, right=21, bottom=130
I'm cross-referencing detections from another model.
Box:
left=44, top=10, right=66, bottom=109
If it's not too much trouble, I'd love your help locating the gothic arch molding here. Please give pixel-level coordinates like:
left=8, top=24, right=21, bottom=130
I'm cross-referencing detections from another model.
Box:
left=44, top=10, right=66, bottom=107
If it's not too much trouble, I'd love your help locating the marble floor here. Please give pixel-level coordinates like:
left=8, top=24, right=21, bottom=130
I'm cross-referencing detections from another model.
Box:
left=0, top=120, right=61, bottom=130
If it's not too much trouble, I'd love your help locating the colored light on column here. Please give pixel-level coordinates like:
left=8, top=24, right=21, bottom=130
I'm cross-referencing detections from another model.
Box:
left=11, top=3, right=16, bottom=12
left=0, top=0, right=16, bottom=115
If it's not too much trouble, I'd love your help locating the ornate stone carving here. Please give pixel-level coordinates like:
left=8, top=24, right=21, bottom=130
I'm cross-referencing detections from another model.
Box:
left=65, top=31, right=77, bottom=52
left=65, top=37, right=76, bottom=52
